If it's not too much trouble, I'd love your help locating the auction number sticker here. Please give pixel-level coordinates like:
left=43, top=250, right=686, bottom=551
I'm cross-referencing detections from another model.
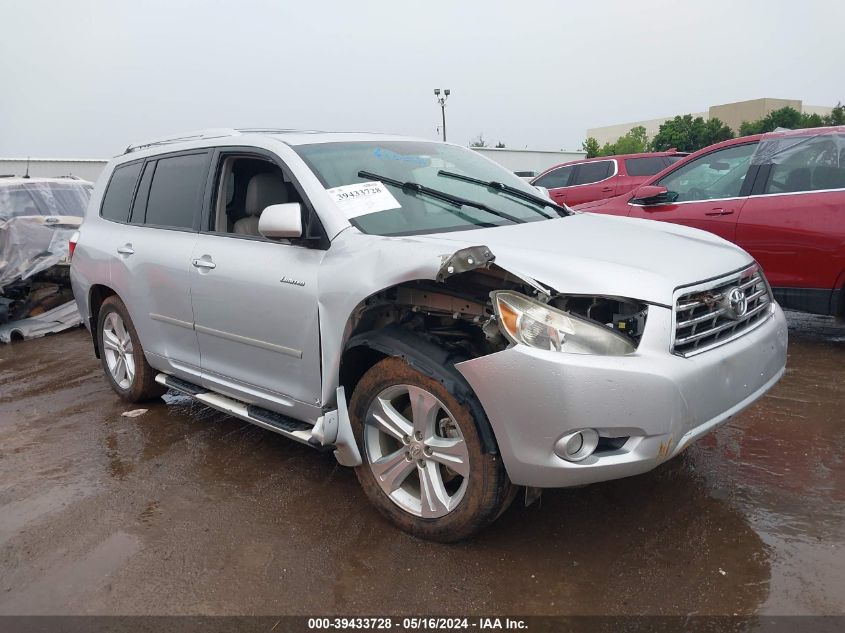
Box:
left=327, top=181, right=401, bottom=218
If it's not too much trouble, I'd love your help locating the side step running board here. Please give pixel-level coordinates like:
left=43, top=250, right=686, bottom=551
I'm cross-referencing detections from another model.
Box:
left=154, top=373, right=362, bottom=466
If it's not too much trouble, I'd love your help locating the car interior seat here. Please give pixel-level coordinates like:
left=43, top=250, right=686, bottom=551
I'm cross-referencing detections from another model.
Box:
left=782, top=167, right=812, bottom=192
left=233, top=172, right=289, bottom=236
left=811, top=165, right=845, bottom=191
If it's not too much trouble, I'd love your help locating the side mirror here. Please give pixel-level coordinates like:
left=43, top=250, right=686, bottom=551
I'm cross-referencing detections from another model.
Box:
left=534, top=185, right=552, bottom=200
left=259, top=203, right=302, bottom=239
left=630, top=185, right=678, bottom=207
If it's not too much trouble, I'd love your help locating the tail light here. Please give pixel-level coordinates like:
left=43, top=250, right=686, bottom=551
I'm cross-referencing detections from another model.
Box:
left=68, top=231, right=80, bottom=259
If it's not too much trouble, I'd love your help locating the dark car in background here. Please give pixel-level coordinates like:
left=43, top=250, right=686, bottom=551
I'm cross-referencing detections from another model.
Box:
left=574, top=126, right=845, bottom=317
left=531, top=151, right=687, bottom=206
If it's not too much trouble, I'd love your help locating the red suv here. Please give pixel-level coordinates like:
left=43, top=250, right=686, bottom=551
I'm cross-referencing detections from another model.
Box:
left=531, top=151, right=687, bottom=206
left=575, top=127, right=845, bottom=317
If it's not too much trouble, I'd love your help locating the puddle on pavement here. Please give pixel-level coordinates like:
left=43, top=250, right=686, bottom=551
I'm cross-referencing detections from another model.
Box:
left=1, top=531, right=141, bottom=614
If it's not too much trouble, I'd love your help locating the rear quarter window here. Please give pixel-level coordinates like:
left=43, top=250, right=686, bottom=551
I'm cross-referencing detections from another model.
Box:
left=100, top=162, right=143, bottom=222
left=144, top=153, right=209, bottom=229
left=624, top=156, right=669, bottom=177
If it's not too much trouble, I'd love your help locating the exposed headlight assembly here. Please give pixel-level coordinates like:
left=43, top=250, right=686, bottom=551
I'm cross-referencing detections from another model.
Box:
left=492, top=291, right=635, bottom=356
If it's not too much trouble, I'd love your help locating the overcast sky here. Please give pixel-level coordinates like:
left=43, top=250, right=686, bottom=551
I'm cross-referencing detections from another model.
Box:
left=1, top=0, right=842, bottom=158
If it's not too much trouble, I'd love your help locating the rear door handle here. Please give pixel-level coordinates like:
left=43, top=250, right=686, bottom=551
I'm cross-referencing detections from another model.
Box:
left=704, top=208, right=734, bottom=216
left=192, top=258, right=216, bottom=270
left=117, top=244, right=135, bottom=255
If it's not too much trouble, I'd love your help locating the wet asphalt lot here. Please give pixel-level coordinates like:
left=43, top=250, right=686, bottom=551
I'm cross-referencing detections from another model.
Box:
left=0, top=312, right=842, bottom=616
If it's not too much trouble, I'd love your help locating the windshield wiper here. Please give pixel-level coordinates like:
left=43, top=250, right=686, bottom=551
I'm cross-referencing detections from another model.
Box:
left=358, top=170, right=526, bottom=224
left=437, top=170, right=570, bottom=217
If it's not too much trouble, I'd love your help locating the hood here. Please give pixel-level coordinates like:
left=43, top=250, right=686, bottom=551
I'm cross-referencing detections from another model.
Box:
left=412, top=213, right=753, bottom=306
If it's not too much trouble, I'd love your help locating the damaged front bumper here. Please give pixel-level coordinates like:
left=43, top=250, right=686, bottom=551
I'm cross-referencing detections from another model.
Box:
left=455, top=302, right=787, bottom=488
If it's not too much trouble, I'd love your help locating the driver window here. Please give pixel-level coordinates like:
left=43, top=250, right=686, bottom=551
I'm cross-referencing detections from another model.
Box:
left=212, top=156, right=303, bottom=236
left=657, top=143, right=756, bottom=202
left=534, top=165, right=574, bottom=189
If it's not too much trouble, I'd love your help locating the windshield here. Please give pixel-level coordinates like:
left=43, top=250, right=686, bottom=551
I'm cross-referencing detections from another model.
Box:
left=0, top=181, right=92, bottom=221
left=293, top=141, right=559, bottom=236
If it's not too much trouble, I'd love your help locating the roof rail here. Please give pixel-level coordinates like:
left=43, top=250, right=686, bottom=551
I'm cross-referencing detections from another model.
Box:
left=124, top=128, right=241, bottom=154
left=236, top=127, right=326, bottom=135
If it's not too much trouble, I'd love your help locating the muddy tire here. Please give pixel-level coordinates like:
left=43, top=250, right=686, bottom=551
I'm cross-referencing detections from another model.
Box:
left=349, top=356, right=514, bottom=542
left=96, top=296, right=165, bottom=403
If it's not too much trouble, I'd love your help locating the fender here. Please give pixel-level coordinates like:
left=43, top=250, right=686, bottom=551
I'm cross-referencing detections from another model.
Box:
left=316, top=228, right=502, bottom=408
left=344, top=324, right=499, bottom=454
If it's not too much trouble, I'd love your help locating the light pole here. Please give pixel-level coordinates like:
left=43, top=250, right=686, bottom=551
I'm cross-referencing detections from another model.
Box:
left=434, top=88, right=450, bottom=142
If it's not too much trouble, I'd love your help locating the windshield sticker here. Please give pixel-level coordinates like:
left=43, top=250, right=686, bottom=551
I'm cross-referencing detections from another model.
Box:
left=326, top=181, right=401, bottom=218
left=373, top=148, right=430, bottom=166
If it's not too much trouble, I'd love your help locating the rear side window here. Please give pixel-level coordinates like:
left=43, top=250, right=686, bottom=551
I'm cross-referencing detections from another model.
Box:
left=625, top=157, right=668, bottom=177
left=533, top=165, right=574, bottom=189
left=760, top=135, right=845, bottom=194
left=144, top=153, right=209, bottom=229
left=572, top=160, right=613, bottom=185
left=100, top=162, right=142, bottom=222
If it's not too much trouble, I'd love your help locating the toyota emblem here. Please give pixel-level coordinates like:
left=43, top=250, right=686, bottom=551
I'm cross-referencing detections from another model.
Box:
left=724, top=287, right=748, bottom=319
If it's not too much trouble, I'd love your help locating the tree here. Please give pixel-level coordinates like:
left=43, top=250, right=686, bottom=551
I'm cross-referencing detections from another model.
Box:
left=739, top=107, right=803, bottom=135
left=581, top=137, right=600, bottom=158
left=495, top=141, right=506, bottom=148
left=609, top=126, right=650, bottom=155
left=739, top=103, right=844, bottom=136
left=469, top=133, right=487, bottom=148
left=823, top=102, right=844, bottom=126
left=700, top=117, right=734, bottom=146
left=580, top=126, right=650, bottom=158
left=651, top=114, right=734, bottom=152
left=651, top=114, right=701, bottom=152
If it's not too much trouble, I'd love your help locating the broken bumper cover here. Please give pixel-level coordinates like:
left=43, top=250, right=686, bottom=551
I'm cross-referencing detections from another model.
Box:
left=0, top=300, right=82, bottom=343
left=455, top=303, right=787, bottom=488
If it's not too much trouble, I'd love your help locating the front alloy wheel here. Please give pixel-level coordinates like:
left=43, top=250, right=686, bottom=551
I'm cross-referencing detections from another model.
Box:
left=349, top=356, right=514, bottom=542
left=364, top=384, right=470, bottom=518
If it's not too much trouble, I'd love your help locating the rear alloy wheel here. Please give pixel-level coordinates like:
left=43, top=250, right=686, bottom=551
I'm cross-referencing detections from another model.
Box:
left=97, top=296, right=165, bottom=403
left=350, top=357, right=513, bottom=541
left=102, top=311, right=135, bottom=390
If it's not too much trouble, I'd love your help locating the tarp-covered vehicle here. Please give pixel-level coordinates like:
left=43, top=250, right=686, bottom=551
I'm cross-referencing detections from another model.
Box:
left=0, top=177, right=92, bottom=342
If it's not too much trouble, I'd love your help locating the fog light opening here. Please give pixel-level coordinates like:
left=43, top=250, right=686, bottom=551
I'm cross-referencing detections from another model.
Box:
left=555, top=429, right=599, bottom=462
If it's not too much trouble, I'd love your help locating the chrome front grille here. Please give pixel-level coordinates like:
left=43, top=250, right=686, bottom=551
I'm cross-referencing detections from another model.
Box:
left=673, top=267, right=772, bottom=356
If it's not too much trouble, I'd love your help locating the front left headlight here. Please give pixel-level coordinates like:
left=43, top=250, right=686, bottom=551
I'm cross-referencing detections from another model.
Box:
left=492, top=290, right=635, bottom=356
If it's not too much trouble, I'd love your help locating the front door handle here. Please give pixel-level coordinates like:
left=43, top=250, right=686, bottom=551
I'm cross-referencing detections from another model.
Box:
left=192, top=258, right=216, bottom=270
left=705, top=208, right=734, bottom=216
left=117, top=244, right=135, bottom=255
left=601, top=186, right=614, bottom=192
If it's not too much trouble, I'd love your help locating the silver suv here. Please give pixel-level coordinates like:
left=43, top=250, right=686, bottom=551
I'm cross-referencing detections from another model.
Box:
left=71, top=128, right=788, bottom=541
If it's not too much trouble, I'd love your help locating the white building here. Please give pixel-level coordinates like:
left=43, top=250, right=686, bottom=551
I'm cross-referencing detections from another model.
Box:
left=472, top=148, right=585, bottom=177
left=0, top=158, right=108, bottom=183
